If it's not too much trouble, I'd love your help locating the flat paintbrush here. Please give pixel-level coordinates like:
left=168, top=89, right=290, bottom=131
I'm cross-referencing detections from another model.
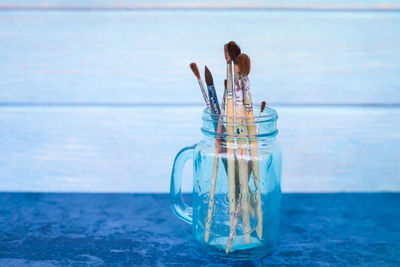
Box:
left=204, top=79, right=228, bottom=242
left=190, top=63, right=212, bottom=112
left=224, top=43, right=237, bottom=246
left=229, top=42, right=251, bottom=244
left=237, top=53, right=263, bottom=239
left=227, top=42, right=242, bottom=203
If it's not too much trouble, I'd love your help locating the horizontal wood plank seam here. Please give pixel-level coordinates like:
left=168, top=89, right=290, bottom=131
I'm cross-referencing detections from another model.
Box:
left=0, top=6, right=400, bottom=13
left=0, top=103, right=400, bottom=108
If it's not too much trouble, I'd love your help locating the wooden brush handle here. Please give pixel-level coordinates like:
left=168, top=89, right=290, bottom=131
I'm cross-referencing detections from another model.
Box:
left=207, top=84, right=228, bottom=176
left=246, top=109, right=263, bottom=239
left=234, top=73, right=251, bottom=244
left=204, top=155, right=219, bottom=243
left=204, top=110, right=226, bottom=242
left=225, top=202, right=241, bottom=254
left=205, top=63, right=235, bottom=244
left=225, top=62, right=236, bottom=238
left=242, top=75, right=263, bottom=239
left=198, top=79, right=212, bottom=113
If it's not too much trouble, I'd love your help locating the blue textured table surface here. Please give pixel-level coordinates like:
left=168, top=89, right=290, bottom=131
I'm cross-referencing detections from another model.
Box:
left=0, top=193, right=399, bottom=266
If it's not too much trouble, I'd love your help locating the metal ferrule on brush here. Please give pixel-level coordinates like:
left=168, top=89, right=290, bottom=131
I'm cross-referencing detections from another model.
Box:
left=227, top=63, right=234, bottom=99
left=241, top=76, right=253, bottom=112
left=234, top=73, right=244, bottom=106
left=207, top=85, right=221, bottom=115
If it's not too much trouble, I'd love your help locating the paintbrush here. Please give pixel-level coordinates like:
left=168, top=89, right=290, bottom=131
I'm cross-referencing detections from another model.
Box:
left=227, top=42, right=242, bottom=203
left=204, top=79, right=228, bottom=242
left=205, top=66, right=229, bottom=174
left=260, top=101, right=266, bottom=116
left=190, top=63, right=212, bottom=112
left=204, top=65, right=229, bottom=156
left=229, top=42, right=251, bottom=244
left=248, top=100, right=266, bottom=179
left=237, top=53, right=263, bottom=239
left=224, top=43, right=237, bottom=242
left=247, top=101, right=266, bottom=218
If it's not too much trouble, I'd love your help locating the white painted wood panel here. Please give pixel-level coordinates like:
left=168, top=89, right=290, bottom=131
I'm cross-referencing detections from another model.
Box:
left=0, top=106, right=398, bottom=192
left=1, top=11, right=399, bottom=104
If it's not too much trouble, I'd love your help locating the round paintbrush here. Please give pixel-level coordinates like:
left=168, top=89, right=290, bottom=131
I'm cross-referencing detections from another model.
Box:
left=230, top=43, right=251, bottom=245
left=224, top=43, right=237, bottom=242
left=191, top=62, right=228, bottom=177
left=205, top=66, right=229, bottom=176
left=237, top=53, right=263, bottom=239
left=260, top=101, right=266, bottom=116
left=190, top=62, right=212, bottom=112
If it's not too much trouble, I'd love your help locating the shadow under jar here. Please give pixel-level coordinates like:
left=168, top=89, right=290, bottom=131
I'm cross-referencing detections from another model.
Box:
left=171, top=105, right=282, bottom=260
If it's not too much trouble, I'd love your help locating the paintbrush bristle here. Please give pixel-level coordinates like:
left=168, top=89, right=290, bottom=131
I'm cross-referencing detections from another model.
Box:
left=224, top=44, right=231, bottom=63
left=227, top=41, right=241, bottom=64
left=224, top=79, right=227, bottom=89
left=261, top=101, right=266, bottom=114
left=190, top=62, right=200, bottom=79
left=236, top=54, right=250, bottom=76
left=204, top=66, right=214, bottom=86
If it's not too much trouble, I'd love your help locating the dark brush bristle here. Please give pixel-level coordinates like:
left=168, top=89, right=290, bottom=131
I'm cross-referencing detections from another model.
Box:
left=204, top=66, right=214, bottom=86
left=224, top=79, right=227, bottom=89
left=236, top=54, right=250, bottom=76
left=261, top=101, right=266, bottom=113
left=227, top=41, right=241, bottom=64
left=189, top=62, right=200, bottom=79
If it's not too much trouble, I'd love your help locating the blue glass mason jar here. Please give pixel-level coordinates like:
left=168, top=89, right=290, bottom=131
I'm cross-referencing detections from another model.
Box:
left=171, top=105, right=282, bottom=260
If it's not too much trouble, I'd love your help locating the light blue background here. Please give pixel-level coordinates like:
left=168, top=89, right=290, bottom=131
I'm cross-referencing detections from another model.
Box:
left=0, top=0, right=399, bottom=192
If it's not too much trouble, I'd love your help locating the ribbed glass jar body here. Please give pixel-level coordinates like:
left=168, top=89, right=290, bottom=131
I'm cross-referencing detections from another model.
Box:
left=171, top=106, right=282, bottom=260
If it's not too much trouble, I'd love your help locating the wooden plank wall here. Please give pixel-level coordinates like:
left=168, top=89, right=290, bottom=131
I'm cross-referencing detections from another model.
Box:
left=0, top=1, right=399, bottom=192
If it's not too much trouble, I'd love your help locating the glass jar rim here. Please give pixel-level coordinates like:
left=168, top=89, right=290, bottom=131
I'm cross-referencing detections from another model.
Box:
left=201, top=105, right=279, bottom=138
left=202, top=106, right=278, bottom=123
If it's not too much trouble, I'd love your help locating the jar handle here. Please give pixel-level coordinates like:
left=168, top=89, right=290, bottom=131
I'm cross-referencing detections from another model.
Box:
left=170, top=145, right=195, bottom=225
